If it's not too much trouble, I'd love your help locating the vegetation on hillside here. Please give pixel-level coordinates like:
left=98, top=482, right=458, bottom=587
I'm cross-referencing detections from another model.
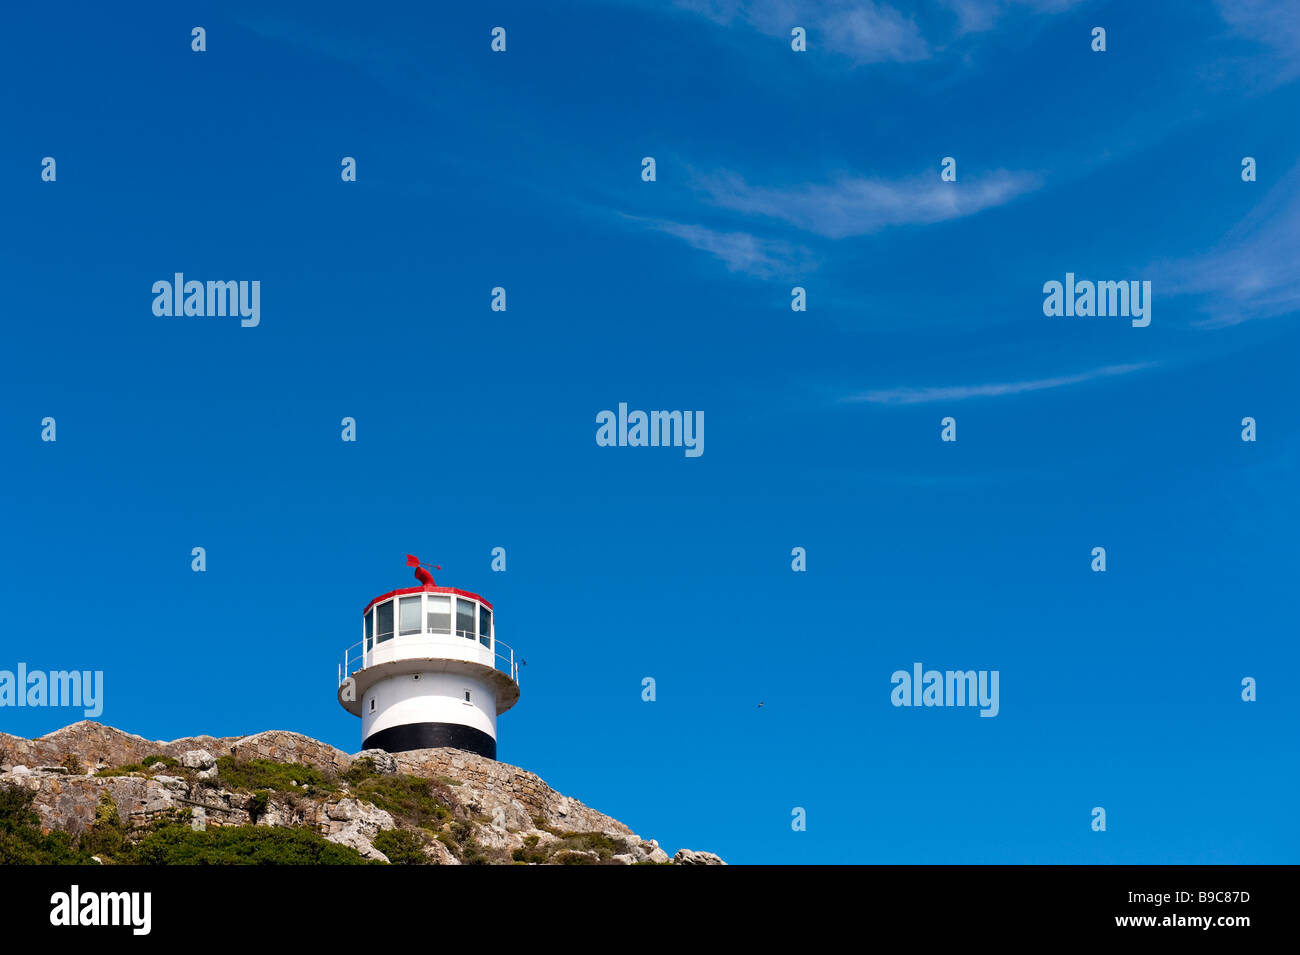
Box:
left=131, top=824, right=375, bottom=865
left=0, top=785, right=372, bottom=865
left=511, top=830, right=634, bottom=865
left=0, top=745, right=660, bottom=865
left=0, top=785, right=88, bottom=864
left=0, top=752, right=529, bottom=864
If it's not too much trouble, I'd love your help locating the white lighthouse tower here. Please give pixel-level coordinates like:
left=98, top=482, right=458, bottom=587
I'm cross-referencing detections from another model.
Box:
left=337, top=557, right=520, bottom=759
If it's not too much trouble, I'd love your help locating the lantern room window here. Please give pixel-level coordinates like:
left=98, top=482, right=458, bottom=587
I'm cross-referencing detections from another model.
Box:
left=427, top=595, right=451, bottom=634
left=399, top=596, right=421, bottom=636
left=363, top=591, right=495, bottom=650
left=456, top=598, right=476, bottom=640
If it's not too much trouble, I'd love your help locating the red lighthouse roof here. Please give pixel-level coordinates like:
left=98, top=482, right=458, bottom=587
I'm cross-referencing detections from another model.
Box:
left=362, top=585, right=493, bottom=616
left=362, top=556, right=493, bottom=614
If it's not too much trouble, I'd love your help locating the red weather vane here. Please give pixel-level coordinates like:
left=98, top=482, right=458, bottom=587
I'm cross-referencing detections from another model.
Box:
left=406, top=554, right=441, bottom=587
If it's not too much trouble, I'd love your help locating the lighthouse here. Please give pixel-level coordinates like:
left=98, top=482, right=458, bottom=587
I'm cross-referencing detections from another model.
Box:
left=337, top=557, right=520, bottom=759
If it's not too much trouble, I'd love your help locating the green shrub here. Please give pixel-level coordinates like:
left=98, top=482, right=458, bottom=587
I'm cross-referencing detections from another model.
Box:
left=129, top=823, right=375, bottom=865
left=554, top=849, right=597, bottom=865
left=511, top=834, right=548, bottom=865
left=78, top=793, right=126, bottom=859
left=215, top=757, right=335, bottom=794
left=94, top=755, right=181, bottom=778
left=60, top=754, right=83, bottom=775
left=0, top=824, right=83, bottom=863
left=0, top=785, right=89, bottom=864
left=373, top=828, right=430, bottom=864
left=453, top=824, right=490, bottom=864
left=247, top=790, right=272, bottom=823
left=558, top=831, right=630, bottom=860
left=349, top=775, right=451, bottom=827
left=508, top=831, right=630, bottom=865
left=95, top=764, right=148, bottom=778
left=342, top=757, right=378, bottom=783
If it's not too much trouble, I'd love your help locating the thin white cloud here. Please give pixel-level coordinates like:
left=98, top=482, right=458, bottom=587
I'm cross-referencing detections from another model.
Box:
left=1213, top=0, right=1300, bottom=85
left=842, top=362, right=1154, bottom=405
left=698, top=168, right=1040, bottom=239
left=940, top=0, right=1082, bottom=34
left=673, top=0, right=1084, bottom=63
left=1157, top=162, right=1300, bottom=328
left=817, top=4, right=931, bottom=62
left=676, top=0, right=929, bottom=62
left=625, top=214, right=816, bottom=277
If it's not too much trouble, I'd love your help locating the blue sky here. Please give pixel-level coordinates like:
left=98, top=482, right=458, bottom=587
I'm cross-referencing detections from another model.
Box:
left=1, top=0, right=1297, bottom=863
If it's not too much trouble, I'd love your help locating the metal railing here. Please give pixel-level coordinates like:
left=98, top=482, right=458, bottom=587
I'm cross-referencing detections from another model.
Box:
left=337, top=632, right=519, bottom=686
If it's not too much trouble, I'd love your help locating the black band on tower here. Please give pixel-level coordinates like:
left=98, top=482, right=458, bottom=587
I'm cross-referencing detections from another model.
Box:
left=362, top=722, right=496, bottom=759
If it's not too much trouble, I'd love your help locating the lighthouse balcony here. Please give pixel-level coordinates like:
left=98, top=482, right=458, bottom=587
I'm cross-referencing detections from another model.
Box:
left=338, top=631, right=519, bottom=687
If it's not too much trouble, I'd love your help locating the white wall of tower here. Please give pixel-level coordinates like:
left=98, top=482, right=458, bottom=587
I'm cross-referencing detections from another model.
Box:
left=361, top=671, right=499, bottom=742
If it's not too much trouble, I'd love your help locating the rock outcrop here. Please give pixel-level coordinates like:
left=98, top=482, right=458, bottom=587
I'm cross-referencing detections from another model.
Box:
left=674, top=848, right=728, bottom=865
left=0, top=722, right=723, bottom=865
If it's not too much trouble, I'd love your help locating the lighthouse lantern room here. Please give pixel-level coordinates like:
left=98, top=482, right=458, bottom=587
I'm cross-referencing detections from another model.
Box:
left=337, top=557, right=520, bottom=759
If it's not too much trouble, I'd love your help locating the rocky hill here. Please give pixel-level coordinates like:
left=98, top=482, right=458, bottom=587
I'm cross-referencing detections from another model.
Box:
left=0, top=721, right=725, bottom=865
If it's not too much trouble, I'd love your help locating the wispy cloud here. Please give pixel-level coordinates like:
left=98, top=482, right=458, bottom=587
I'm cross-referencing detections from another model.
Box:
left=672, top=0, right=1083, bottom=63
left=622, top=214, right=816, bottom=277
left=1213, top=0, right=1300, bottom=85
left=1157, top=163, right=1300, bottom=328
left=940, top=0, right=1083, bottom=33
left=675, top=0, right=929, bottom=62
left=841, top=362, right=1155, bottom=405
left=697, top=168, right=1040, bottom=239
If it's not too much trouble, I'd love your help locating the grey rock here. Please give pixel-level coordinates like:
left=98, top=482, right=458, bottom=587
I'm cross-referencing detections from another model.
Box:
left=423, top=839, right=461, bottom=866
left=326, top=799, right=358, bottom=822
left=634, top=840, right=671, bottom=864
left=322, top=798, right=395, bottom=862
left=328, top=827, right=390, bottom=863
left=353, top=749, right=398, bottom=775
left=180, top=749, right=216, bottom=771
left=673, top=849, right=727, bottom=865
